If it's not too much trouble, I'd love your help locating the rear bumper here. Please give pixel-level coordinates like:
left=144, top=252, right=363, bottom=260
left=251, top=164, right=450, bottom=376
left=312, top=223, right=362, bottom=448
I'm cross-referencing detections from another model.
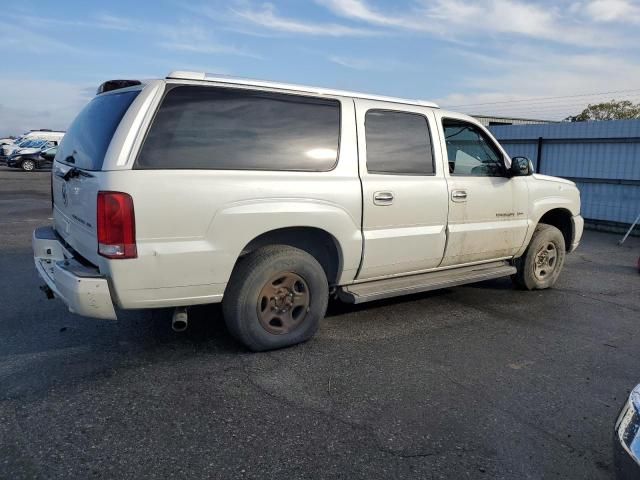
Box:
left=32, top=226, right=117, bottom=320
left=569, top=214, right=584, bottom=253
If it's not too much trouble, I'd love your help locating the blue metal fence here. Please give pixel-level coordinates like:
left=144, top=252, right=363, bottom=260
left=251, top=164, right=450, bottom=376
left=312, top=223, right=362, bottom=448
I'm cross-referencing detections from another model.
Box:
left=489, top=119, right=640, bottom=226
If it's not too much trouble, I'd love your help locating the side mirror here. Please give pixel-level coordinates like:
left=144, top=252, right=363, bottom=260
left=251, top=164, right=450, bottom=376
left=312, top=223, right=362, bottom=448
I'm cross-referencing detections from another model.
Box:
left=510, top=156, right=534, bottom=176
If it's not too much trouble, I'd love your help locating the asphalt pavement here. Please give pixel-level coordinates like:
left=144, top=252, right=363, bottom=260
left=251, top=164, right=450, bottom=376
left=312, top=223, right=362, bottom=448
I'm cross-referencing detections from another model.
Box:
left=1, top=166, right=639, bottom=479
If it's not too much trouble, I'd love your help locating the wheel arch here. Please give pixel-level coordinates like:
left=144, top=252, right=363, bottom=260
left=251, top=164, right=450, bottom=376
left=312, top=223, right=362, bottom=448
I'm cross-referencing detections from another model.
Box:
left=538, top=208, right=573, bottom=248
left=237, top=227, right=343, bottom=286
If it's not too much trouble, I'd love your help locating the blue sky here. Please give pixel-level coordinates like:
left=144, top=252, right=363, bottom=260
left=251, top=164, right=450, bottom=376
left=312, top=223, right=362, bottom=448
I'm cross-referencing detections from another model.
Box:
left=1, top=0, right=640, bottom=135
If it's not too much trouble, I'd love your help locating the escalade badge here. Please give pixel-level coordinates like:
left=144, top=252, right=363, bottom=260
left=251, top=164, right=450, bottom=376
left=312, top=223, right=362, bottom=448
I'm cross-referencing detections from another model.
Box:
left=61, top=182, right=68, bottom=207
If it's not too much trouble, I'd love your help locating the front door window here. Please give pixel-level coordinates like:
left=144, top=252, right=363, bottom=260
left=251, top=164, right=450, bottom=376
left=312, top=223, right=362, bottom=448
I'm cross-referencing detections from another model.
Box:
left=443, top=120, right=505, bottom=177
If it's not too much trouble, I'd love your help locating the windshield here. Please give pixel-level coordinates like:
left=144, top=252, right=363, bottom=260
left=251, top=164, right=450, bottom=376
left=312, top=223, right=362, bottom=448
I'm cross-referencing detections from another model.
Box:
left=57, top=90, right=140, bottom=170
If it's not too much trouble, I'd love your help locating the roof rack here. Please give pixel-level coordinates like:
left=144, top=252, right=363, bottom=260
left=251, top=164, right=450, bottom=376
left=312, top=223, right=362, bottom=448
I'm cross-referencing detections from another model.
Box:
left=166, top=71, right=439, bottom=109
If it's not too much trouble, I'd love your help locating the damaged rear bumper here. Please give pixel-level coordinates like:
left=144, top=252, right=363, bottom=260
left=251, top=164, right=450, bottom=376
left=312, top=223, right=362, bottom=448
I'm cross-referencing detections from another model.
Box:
left=32, top=226, right=116, bottom=320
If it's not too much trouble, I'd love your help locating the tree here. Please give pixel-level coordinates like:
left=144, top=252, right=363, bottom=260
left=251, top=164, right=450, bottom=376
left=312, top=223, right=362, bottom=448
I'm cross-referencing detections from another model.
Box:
left=565, top=99, right=640, bottom=122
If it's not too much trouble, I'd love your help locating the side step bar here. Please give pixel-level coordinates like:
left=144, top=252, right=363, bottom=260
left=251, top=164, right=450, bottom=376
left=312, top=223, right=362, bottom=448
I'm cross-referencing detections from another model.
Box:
left=339, top=261, right=516, bottom=304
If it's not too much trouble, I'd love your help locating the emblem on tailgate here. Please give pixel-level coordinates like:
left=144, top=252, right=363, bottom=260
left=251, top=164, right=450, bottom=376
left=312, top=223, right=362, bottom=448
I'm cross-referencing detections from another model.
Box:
left=61, top=182, right=68, bottom=207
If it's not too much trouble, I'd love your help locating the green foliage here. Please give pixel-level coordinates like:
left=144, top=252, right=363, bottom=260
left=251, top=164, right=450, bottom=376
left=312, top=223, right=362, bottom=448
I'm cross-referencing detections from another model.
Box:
left=565, top=99, right=640, bottom=122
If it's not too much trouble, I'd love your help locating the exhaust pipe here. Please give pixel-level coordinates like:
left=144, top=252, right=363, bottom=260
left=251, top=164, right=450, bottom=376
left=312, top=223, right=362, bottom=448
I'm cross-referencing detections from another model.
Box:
left=172, top=307, right=188, bottom=332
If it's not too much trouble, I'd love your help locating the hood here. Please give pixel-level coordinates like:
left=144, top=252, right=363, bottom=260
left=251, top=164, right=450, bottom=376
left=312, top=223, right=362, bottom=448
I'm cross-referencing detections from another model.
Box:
left=532, top=173, right=576, bottom=187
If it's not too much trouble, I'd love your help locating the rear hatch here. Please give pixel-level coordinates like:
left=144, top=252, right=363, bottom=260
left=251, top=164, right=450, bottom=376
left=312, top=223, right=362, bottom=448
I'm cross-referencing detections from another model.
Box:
left=52, top=89, right=140, bottom=265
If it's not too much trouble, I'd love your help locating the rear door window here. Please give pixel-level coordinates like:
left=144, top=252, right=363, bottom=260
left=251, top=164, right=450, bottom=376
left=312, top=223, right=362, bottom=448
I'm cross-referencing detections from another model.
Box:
left=365, top=110, right=434, bottom=175
left=57, top=90, right=139, bottom=171
left=136, top=86, right=341, bottom=171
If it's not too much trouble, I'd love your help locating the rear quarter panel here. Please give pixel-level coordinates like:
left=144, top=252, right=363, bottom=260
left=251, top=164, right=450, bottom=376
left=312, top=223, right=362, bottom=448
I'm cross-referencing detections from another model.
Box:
left=102, top=95, right=362, bottom=308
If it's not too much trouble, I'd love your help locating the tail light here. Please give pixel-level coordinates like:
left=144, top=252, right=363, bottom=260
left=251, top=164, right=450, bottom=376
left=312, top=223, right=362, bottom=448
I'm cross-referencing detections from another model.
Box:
left=97, top=191, right=137, bottom=259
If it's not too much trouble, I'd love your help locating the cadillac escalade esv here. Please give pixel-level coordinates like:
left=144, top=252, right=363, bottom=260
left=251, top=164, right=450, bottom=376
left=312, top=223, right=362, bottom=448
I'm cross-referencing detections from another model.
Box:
left=33, top=72, right=583, bottom=351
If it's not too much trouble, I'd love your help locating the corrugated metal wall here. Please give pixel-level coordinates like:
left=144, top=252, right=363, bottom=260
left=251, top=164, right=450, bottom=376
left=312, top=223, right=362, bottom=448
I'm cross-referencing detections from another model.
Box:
left=489, top=119, right=640, bottom=226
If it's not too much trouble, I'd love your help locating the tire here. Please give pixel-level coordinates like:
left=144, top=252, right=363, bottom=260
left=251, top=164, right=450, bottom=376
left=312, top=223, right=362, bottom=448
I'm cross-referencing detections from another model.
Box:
left=222, top=245, right=329, bottom=351
left=512, top=223, right=566, bottom=290
left=21, top=159, right=35, bottom=172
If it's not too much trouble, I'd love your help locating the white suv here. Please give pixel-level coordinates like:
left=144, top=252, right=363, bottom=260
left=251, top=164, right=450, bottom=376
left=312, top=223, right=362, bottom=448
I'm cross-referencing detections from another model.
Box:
left=33, top=72, right=583, bottom=351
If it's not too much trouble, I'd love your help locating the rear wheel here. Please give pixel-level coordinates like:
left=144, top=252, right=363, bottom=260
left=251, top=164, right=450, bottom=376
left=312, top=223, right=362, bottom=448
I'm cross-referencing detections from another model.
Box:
left=21, top=159, right=35, bottom=171
left=222, top=246, right=329, bottom=351
left=512, top=224, right=566, bottom=290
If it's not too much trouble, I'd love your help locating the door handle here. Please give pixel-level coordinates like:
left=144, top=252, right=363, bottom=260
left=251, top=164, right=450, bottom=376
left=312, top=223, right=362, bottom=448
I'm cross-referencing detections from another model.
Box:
left=373, top=191, right=394, bottom=205
left=451, top=190, right=468, bottom=202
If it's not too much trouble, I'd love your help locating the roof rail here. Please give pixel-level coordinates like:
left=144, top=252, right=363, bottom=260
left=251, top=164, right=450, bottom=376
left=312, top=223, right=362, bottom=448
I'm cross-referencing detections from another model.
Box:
left=166, top=71, right=439, bottom=108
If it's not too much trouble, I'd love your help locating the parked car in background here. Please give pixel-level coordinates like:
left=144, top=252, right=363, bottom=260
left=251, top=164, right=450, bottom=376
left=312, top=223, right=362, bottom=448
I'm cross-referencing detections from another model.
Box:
left=1, top=139, right=51, bottom=160
left=614, top=384, right=640, bottom=479
left=1, top=139, right=32, bottom=158
left=2, top=139, right=44, bottom=158
left=0, top=137, right=15, bottom=146
left=15, top=140, right=56, bottom=156
left=7, top=145, right=57, bottom=171
left=33, top=72, right=583, bottom=351
left=1, top=131, right=64, bottom=158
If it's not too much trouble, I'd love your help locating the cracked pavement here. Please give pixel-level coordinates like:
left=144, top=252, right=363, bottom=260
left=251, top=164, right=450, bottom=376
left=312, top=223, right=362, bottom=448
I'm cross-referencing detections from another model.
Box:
left=1, top=167, right=639, bottom=479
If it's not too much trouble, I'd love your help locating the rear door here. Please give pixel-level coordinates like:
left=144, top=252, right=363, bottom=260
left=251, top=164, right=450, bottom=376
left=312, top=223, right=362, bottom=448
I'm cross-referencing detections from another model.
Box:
left=52, top=89, right=140, bottom=265
left=355, top=100, right=449, bottom=280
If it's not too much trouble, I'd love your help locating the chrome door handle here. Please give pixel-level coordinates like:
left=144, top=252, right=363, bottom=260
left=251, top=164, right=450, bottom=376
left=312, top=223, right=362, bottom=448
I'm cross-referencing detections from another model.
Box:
left=373, top=191, right=394, bottom=205
left=451, top=190, right=468, bottom=202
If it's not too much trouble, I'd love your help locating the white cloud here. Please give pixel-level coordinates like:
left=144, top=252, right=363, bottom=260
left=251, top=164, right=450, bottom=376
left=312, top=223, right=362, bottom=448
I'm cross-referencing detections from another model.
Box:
left=229, top=3, right=379, bottom=36
left=91, top=13, right=139, bottom=31
left=581, top=0, right=640, bottom=23
left=328, top=55, right=414, bottom=71
left=157, top=24, right=262, bottom=58
left=0, top=79, right=93, bottom=137
left=0, top=25, right=85, bottom=55
left=318, top=0, right=438, bottom=31
left=436, top=46, right=640, bottom=119
left=317, top=0, right=623, bottom=47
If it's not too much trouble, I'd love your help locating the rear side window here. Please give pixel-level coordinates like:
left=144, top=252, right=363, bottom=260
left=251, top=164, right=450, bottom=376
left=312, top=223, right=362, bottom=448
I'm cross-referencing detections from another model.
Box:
left=57, top=90, right=139, bottom=171
left=365, top=110, right=434, bottom=175
left=136, top=86, right=341, bottom=171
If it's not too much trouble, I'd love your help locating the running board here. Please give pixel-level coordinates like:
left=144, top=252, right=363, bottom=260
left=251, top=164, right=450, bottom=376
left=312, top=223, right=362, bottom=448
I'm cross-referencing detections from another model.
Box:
left=339, top=261, right=516, bottom=304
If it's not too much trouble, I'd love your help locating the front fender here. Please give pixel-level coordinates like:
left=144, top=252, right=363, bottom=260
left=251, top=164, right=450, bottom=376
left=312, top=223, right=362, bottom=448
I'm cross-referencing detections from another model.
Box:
left=514, top=180, right=581, bottom=257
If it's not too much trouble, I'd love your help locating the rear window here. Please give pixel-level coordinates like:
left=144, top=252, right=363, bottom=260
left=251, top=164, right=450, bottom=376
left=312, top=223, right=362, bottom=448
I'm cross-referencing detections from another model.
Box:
left=135, top=86, right=341, bottom=171
left=57, top=90, right=139, bottom=171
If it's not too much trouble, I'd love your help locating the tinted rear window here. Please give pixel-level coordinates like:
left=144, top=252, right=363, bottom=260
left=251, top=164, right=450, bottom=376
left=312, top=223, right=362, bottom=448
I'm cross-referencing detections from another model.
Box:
left=57, top=90, right=139, bottom=171
left=365, top=110, right=434, bottom=175
left=136, top=86, right=341, bottom=171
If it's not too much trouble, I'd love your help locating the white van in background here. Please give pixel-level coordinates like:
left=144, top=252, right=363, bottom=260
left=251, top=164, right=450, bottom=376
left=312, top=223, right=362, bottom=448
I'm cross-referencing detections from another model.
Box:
left=16, top=130, right=65, bottom=143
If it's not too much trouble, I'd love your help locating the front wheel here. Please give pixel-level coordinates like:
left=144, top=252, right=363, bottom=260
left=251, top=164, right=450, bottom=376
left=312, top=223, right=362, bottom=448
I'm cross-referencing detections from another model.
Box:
left=21, top=159, right=36, bottom=171
left=222, top=245, right=329, bottom=351
left=512, top=224, right=566, bottom=290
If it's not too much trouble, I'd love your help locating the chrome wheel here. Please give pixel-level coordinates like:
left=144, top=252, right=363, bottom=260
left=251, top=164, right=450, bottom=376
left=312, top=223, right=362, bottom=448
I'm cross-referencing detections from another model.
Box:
left=533, top=241, right=558, bottom=281
left=257, top=272, right=310, bottom=335
left=22, top=160, right=35, bottom=171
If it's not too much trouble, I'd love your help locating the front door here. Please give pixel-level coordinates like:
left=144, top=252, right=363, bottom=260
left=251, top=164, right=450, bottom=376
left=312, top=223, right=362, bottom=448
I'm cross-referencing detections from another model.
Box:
left=436, top=114, right=529, bottom=267
left=355, top=100, right=449, bottom=280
